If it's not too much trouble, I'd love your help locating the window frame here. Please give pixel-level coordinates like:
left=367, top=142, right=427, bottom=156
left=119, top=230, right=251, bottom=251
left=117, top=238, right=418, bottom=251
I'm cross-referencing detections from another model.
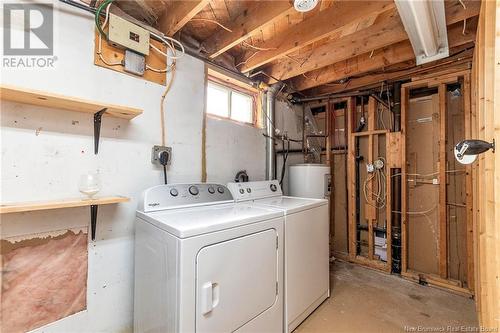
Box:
left=206, top=73, right=259, bottom=127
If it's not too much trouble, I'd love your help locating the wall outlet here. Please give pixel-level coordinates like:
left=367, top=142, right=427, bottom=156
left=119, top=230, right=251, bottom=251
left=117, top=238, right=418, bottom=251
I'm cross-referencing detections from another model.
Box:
left=151, top=146, right=172, bottom=166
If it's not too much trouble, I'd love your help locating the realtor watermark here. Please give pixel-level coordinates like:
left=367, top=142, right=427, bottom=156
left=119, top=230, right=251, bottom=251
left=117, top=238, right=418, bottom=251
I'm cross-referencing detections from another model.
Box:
left=404, top=326, right=498, bottom=332
left=2, top=2, right=57, bottom=69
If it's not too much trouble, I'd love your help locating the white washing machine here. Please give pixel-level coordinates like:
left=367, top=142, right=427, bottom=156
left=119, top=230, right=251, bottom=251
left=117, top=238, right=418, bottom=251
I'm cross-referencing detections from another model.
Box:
left=227, top=180, right=330, bottom=333
left=134, top=183, right=285, bottom=333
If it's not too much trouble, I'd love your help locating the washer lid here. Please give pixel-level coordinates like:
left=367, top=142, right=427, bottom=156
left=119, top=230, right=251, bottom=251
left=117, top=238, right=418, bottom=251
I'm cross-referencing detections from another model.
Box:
left=254, top=196, right=328, bottom=214
left=137, top=203, right=283, bottom=238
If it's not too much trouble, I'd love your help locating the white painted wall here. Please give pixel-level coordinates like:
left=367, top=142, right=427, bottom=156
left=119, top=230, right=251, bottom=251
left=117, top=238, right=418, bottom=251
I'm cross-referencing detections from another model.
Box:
left=205, top=117, right=266, bottom=184
left=274, top=100, right=304, bottom=195
left=0, top=4, right=265, bottom=332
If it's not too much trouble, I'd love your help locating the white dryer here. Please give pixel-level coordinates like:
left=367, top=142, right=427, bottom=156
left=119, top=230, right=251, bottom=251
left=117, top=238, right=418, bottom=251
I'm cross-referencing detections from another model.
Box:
left=227, top=180, right=330, bottom=333
left=134, top=183, right=285, bottom=333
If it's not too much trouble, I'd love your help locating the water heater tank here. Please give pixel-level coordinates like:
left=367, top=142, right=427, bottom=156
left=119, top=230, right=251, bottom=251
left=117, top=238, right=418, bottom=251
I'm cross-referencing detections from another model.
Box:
left=288, top=164, right=331, bottom=199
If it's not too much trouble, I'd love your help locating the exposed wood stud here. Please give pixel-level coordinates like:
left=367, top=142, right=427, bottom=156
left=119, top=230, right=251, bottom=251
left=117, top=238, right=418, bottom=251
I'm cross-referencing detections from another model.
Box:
left=438, top=83, right=448, bottom=279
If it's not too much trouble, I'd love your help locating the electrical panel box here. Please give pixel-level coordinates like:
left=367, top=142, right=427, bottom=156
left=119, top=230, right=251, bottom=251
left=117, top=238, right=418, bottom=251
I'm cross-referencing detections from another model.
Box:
left=108, top=13, right=150, bottom=56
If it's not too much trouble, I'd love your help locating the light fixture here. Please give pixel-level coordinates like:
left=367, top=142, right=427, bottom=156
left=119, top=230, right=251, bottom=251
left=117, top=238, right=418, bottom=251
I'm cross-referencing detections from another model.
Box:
left=294, top=0, right=318, bottom=12
left=454, top=139, right=495, bottom=165
left=395, top=0, right=449, bottom=65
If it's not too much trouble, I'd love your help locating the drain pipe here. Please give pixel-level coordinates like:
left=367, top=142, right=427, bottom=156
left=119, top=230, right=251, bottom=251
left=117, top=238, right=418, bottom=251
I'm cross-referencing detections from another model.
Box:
left=391, top=81, right=402, bottom=274
left=265, top=83, right=283, bottom=180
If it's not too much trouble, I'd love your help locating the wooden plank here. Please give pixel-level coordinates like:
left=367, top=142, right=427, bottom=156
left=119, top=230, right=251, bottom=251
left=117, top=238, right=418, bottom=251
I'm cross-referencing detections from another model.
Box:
left=352, top=130, right=389, bottom=137
left=204, top=1, right=293, bottom=58
left=473, top=0, right=500, bottom=328
left=367, top=97, right=376, bottom=260
left=463, top=73, right=475, bottom=291
left=263, top=0, right=480, bottom=83
left=0, top=196, right=129, bottom=214
left=347, top=97, right=357, bottom=258
left=0, top=85, right=142, bottom=119
left=238, top=1, right=395, bottom=72
left=307, top=55, right=473, bottom=96
left=157, top=0, right=210, bottom=36
left=290, top=17, right=477, bottom=91
left=401, top=271, right=474, bottom=297
left=351, top=255, right=388, bottom=272
left=438, top=84, right=448, bottom=279
left=387, top=132, right=402, bottom=168
left=401, top=86, right=409, bottom=274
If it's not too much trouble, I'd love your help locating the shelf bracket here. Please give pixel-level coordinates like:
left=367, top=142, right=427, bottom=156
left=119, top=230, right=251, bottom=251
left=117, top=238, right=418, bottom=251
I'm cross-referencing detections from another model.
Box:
left=90, top=204, right=98, bottom=241
left=94, top=108, right=107, bottom=154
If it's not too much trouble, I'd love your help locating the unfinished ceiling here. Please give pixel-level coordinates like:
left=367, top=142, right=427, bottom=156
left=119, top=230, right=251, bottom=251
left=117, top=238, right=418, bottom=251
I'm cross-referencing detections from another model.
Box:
left=111, top=0, right=480, bottom=97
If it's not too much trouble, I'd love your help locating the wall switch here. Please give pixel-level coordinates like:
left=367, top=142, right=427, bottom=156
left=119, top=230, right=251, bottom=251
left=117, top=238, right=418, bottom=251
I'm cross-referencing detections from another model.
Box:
left=151, top=146, right=172, bottom=166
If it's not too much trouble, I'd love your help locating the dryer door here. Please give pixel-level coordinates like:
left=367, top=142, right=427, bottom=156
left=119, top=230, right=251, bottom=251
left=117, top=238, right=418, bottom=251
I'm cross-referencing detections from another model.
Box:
left=196, top=229, right=278, bottom=333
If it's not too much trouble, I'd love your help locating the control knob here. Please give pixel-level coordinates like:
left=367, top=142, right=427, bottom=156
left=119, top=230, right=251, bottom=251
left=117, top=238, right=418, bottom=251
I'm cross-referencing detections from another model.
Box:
left=217, top=186, right=225, bottom=194
left=189, top=186, right=199, bottom=196
left=270, top=184, right=277, bottom=192
left=208, top=186, right=215, bottom=194
left=170, top=188, right=178, bottom=197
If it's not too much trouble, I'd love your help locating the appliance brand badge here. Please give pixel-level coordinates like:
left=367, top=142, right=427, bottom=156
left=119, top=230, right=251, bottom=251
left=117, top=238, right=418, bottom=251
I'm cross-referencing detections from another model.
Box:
left=148, top=202, right=160, bottom=207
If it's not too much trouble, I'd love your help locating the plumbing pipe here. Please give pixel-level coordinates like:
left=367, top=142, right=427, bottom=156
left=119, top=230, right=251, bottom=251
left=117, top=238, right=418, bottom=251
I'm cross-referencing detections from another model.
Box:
left=265, top=83, right=283, bottom=180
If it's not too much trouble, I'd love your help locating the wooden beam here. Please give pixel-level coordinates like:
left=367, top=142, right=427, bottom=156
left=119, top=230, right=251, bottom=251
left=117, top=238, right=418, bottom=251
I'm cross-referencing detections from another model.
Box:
left=463, top=73, right=475, bottom=291
left=367, top=97, right=376, bottom=261
left=306, top=48, right=473, bottom=96
left=263, top=0, right=480, bottom=83
left=203, top=1, right=294, bottom=59
left=291, top=17, right=478, bottom=91
left=347, top=97, right=357, bottom=259
left=401, top=86, right=409, bottom=274
left=157, top=0, right=210, bottom=36
left=438, top=83, right=448, bottom=279
left=238, top=0, right=395, bottom=72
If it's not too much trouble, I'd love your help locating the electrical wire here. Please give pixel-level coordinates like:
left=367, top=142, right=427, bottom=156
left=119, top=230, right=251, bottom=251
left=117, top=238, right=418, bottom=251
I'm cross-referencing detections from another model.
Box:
left=95, top=0, right=113, bottom=39
left=96, top=2, right=122, bottom=66
left=189, top=18, right=233, bottom=32
left=363, top=157, right=386, bottom=209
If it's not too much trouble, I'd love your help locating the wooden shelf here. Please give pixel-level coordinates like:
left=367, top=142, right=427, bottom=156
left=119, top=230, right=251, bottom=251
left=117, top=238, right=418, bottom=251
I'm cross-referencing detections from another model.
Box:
left=1, top=196, right=129, bottom=241
left=0, top=85, right=142, bottom=120
left=0, top=196, right=129, bottom=214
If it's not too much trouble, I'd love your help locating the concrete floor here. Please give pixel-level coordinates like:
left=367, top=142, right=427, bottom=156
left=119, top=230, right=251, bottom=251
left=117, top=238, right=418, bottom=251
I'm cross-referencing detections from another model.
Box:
left=295, top=261, right=478, bottom=333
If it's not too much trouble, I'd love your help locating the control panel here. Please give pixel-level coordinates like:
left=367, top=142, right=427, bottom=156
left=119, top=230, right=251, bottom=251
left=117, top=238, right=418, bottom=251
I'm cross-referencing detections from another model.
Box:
left=139, top=183, right=233, bottom=212
left=227, top=180, right=282, bottom=202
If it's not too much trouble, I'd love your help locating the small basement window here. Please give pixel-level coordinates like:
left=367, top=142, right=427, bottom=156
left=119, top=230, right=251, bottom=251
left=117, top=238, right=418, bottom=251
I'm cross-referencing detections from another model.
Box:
left=206, top=72, right=258, bottom=126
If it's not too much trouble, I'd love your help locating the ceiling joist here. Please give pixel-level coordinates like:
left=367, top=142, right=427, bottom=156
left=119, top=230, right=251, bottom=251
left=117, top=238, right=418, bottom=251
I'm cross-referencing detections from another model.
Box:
left=157, top=0, right=210, bottom=36
left=291, top=17, right=478, bottom=91
left=237, top=0, right=396, bottom=73
left=263, top=0, right=480, bottom=85
left=203, top=1, right=294, bottom=59
left=306, top=45, right=474, bottom=96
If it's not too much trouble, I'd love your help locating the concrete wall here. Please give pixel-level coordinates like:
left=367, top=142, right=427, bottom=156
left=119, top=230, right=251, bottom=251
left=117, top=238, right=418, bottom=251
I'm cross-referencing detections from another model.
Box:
left=205, top=117, right=266, bottom=184
left=274, top=100, right=304, bottom=195
left=0, top=4, right=265, bottom=332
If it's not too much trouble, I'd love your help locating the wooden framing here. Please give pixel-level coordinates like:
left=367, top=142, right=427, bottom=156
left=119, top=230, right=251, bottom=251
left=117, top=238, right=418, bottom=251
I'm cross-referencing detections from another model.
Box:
left=290, top=18, right=478, bottom=91
left=238, top=1, right=395, bottom=72
left=345, top=96, right=392, bottom=272
left=471, top=0, right=500, bottom=328
left=347, top=97, right=357, bottom=258
left=203, top=2, right=293, bottom=58
left=438, top=83, right=448, bottom=279
left=157, top=0, right=210, bottom=36
left=263, top=1, right=479, bottom=84
left=400, top=69, right=474, bottom=293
